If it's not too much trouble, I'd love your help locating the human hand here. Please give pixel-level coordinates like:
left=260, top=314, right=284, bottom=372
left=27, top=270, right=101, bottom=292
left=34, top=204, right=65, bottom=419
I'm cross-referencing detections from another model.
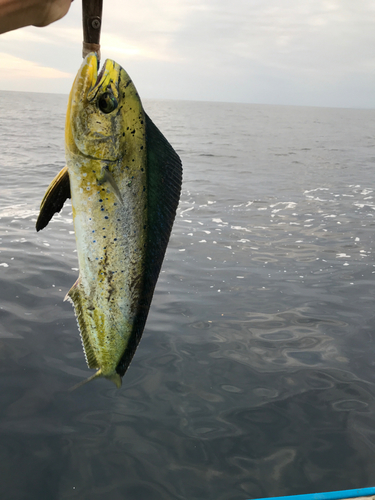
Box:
left=32, top=0, right=74, bottom=28
left=0, top=0, right=74, bottom=35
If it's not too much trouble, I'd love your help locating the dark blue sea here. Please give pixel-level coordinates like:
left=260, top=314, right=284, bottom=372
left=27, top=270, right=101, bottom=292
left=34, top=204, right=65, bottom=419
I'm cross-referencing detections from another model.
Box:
left=1, top=90, right=375, bottom=500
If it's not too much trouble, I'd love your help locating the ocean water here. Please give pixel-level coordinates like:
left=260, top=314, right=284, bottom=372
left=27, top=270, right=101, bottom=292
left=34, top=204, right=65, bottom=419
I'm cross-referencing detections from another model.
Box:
left=0, top=90, right=375, bottom=500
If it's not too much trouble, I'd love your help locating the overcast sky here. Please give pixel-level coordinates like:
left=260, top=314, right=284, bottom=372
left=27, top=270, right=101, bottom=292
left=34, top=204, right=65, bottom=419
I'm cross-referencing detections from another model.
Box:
left=0, top=0, right=374, bottom=108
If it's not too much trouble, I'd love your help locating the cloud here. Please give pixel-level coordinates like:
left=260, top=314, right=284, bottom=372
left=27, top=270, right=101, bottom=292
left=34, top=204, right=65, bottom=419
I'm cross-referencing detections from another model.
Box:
left=100, top=33, right=172, bottom=62
left=0, top=52, right=72, bottom=80
left=0, top=0, right=374, bottom=106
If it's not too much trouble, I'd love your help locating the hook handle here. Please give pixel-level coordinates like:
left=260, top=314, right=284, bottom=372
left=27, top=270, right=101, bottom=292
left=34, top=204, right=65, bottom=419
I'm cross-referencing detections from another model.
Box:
left=82, top=0, right=103, bottom=61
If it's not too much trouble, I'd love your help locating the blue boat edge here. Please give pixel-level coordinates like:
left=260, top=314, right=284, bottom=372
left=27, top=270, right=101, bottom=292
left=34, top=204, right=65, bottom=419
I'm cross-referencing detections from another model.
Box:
left=249, top=487, right=375, bottom=500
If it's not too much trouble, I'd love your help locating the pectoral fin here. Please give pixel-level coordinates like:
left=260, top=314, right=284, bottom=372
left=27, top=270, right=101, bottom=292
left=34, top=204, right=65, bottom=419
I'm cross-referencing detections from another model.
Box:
left=98, top=166, right=124, bottom=204
left=36, top=165, right=71, bottom=231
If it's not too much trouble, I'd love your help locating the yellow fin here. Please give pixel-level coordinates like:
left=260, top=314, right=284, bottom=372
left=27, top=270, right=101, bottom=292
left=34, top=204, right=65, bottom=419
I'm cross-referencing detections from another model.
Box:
left=36, top=165, right=71, bottom=231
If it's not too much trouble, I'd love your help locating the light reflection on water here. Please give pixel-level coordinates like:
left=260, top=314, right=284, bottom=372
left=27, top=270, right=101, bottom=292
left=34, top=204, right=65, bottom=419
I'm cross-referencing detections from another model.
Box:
left=1, top=91, right=375, bottom=499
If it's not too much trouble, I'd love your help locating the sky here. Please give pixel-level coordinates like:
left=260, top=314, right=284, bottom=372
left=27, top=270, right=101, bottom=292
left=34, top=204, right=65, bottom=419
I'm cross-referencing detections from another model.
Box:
left=0, top=0, right=375, bottom=108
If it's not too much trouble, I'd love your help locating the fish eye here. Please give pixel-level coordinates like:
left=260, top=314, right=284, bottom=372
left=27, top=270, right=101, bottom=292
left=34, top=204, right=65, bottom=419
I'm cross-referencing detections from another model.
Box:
left=98, top=92, right=118, bottom=114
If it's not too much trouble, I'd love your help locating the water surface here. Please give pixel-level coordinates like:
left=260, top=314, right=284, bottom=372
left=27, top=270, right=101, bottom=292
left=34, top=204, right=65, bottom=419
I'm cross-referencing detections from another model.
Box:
left=1, top=91, right=375, bottom=499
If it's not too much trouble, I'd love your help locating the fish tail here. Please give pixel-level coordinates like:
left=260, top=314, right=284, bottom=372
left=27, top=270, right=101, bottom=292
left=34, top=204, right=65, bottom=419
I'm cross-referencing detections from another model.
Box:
left=68, top=369, right=103, bottom=392
left=68, top=370, right=122, bottom=391
left=107, top=373, right=122, bottom=388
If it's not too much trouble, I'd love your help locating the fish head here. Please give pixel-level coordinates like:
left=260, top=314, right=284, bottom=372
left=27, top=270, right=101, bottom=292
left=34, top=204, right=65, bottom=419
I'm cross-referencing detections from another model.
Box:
left=65, top=53, right=144, bottom=165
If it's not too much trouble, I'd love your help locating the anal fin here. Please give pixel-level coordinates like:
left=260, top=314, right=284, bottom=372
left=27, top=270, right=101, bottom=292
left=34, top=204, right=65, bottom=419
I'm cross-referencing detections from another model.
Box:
left=36, top=165, right=71, bottom=231
left=65, top=277, right=99, bottom=370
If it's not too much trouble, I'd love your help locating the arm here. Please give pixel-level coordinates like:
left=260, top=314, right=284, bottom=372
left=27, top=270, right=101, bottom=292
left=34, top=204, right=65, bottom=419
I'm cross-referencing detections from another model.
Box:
left=0, top=0, right=73, bottom=35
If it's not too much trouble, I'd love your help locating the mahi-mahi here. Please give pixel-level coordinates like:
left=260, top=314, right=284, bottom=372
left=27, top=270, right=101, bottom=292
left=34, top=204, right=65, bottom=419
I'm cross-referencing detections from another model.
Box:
left=36, top=53, right=182, bottom=388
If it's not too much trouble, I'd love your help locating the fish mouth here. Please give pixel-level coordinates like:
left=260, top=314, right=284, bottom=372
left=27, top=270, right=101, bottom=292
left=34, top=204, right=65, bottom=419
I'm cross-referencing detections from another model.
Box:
left=95, top=57, right=107, bottom=85
left=86, top=53, right=120, bottom=102
left=65, top=53, right=121, bottom=161
left=88, top=54, right=105, bottom=96
left=68, top=52, right=121, bottom=110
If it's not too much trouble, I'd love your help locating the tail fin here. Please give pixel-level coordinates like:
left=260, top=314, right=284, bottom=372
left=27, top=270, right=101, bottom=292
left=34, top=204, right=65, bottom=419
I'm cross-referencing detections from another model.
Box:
left=68, top=369, right=103, bottom=392
left=68, top=369, right=122, bottom=391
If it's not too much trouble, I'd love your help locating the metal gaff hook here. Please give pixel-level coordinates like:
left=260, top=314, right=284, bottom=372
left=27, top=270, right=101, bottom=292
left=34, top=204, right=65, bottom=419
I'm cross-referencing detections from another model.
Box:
left=82, top=0, right=103, bottom=63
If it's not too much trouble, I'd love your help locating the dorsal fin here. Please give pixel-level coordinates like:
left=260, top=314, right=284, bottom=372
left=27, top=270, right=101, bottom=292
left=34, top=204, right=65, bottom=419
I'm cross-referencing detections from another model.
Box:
left=36, top=165, right=71, bottom=231
left=115, top=113, right=182, bottom=377
left=145, top=112, right=183, bottom=279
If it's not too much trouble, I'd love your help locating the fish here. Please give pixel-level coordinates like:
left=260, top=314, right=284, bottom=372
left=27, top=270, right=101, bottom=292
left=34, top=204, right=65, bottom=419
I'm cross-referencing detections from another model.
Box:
left=36, top=53, right=182, bottom=388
